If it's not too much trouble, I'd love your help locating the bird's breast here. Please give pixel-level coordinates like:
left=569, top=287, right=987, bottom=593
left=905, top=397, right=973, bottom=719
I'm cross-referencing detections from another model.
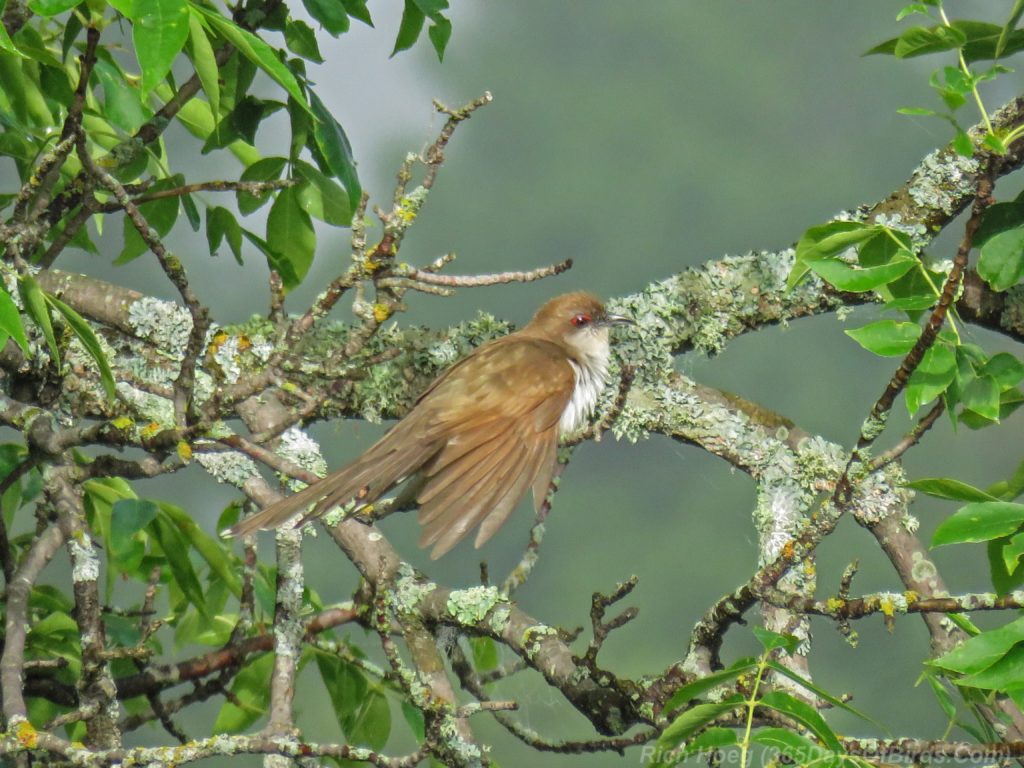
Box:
left=560, top=355, right=608, bottom=434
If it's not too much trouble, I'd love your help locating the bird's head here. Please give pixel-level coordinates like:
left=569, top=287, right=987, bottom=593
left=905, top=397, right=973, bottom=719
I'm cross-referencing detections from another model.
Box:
left=524, top=292, right=634, bottom=360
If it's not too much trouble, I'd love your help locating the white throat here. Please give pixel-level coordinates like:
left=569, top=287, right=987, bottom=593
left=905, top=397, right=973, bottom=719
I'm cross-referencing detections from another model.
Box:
left=560, top=337, right=610, bottom=434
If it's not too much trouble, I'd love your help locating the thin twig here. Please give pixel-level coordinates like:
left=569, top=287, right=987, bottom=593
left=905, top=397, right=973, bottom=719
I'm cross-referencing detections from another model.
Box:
left=836, top=169, right=996, bottom=502
left=867, top=399, right=946, bottom=471
left=50, top=469, right=122, bottom=749
left=761, top=587, right=1024, bottom=619
left=75, top=138, right=211, bottom=428
left=580, top=576, right=639, bottom=674
left=96, top=179, right=297, bottom=212
left=0, top=525, right=66, bottom=723
left=393, top=258, right=573, bottom=288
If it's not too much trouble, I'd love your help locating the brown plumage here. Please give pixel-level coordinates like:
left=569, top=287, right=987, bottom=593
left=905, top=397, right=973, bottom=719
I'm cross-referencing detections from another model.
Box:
left=223, top=292, right=632, bottom=558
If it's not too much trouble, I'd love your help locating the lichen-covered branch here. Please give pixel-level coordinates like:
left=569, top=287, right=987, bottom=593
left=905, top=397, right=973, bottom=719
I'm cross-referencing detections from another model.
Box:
left=1, top=525, right=66, bottom=726
left=47, top=469, right=122, bottom=750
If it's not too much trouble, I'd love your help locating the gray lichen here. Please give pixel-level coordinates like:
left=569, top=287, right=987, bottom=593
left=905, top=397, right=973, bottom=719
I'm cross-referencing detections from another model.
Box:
left=127, top=296, right=192, bottom=353
left=446, top=585, right=500, bottom=624
left=195, top=449, right=260, bottom=486
left=907, top=149, right=980, bottom=216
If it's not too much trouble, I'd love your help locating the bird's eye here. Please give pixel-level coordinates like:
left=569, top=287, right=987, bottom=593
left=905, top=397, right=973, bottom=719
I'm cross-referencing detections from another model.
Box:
left=571, top=313, right=591, bottom=328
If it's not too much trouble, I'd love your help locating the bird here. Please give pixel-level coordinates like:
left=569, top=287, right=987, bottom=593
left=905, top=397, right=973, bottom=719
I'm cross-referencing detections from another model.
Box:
left=223, top=292, right=633, bottom=559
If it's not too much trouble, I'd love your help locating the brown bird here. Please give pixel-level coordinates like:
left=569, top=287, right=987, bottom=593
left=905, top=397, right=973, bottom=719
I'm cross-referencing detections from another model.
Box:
left=223, top=292, right=633, bottom=558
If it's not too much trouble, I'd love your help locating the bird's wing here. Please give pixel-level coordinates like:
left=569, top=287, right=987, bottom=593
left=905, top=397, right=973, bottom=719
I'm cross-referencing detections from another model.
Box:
left=414, top=336, right=574, bottom=558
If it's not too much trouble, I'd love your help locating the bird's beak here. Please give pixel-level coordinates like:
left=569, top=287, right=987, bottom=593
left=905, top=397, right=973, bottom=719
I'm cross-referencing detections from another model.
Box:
left=602, top=313, right=635, bottom=327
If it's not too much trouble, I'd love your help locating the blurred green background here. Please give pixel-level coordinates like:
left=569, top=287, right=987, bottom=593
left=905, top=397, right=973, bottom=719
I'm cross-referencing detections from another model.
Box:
left=56, top=2, right=1024, bottom=764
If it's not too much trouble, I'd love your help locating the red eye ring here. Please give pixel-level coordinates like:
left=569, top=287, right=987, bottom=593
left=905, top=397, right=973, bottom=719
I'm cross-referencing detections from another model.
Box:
left=571, top=313, right=591, bottom=328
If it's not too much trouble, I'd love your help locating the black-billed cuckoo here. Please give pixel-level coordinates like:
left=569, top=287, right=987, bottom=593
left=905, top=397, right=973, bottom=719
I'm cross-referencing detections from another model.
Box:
left=224, top=292, right=633, bottom=558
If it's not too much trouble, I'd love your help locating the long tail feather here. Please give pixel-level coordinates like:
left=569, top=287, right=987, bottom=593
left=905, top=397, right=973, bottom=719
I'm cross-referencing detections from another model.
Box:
left=222, top=428, right=440, bottom=538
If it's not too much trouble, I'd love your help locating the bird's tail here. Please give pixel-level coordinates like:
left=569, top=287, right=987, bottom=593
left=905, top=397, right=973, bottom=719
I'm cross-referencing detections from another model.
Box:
left=221, top=430, right=440, bottom=539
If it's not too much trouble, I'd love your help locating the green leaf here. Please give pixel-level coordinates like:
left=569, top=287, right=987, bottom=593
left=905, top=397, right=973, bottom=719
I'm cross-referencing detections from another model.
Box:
left=961, top=643, right=1024, bottom=689
left=181, top=189, right=201, bottom=231
left=427, top=15, right=451, bottom=61
left=223, top=96, right=282, bottom=147
left=905, top=343, right=956, bottom=415
left=905, top=477, right=998, bottom=503
left=391, top=0, right=425, bottom=55
left=308, top=90, right=361, bottom=212
left=864, top=36, right=899, bottom=56
left=980, top=353, right=1024, bottom=391
left=984, top=133, right=1009, bottom=155
left=149, top=511, right=208, bottom=616
left=341, top=0, right=371, bottom=25
left=956, top=20, right=1024, bottom=62
left=213, top=650, right=273, bottom=732
left=750, top=727, right=830, bottom=762
left=294, top=160, right=352, bottom=226
left=0, top=15, right=21, bottom=56
left=932, top=501, right=1024, bottom=547
left=93, top=58, right=150, bottom=133
left=0, top=285, right=29, bottom=354
left=348, top=688, right=391, bottom=750
left=206, top=206, right=244, bottom=263
left=989, top=537, right=1024, bottom=595
left=989, top=459, right=1024, bottom=502
left=764, top=659, right=885, bottom=731
left=401, top=699, right=425, bottom=741
left=159, top=502, right=242, bottom=598
left=237, top=156, right=287, bottom=214
left=46, top=295, right=116, bottom=400
left=897, top=106, right=939, bottom=116
left=758, top=690, right=841, bottom=751
left=316, top=651, right=368, bottom=733
left=117, top=177, right=181, bottom=263
left=962, top=375, right=1001, bottom=421
left=893, top=25, right=966, bottom=58
left=655, top=727, right=738, bottom=765
left=882, top=295, right=937, bottom=311
left=27, top=0, right=80, bottom=17
left=109, top=498, right=158, bottom=564
left=29, top=610, right=79, bottom=637
left=663, top=657, right=757, bottom=714
left=266, top=186, right=316, bottom=288
left=242, top=228, right=299, bottom=288
left=897, top=4, right=930, bottom=22
left=978, top=227, right=1024, bottom=291
left=845, top=320, right=920, bottom=356
left=753, top=627, right=800, bottom=654
left=284, top=19, right=323, bottom=62
left=859, top=227, right=911, bottom=265
left=301, top=0, right=350, bottom=36
left=793, top=221, right=872, bottom=265
left=470, top=636, right=499, bottom=672
left=656, top=698, right=742, bottom=754
left=106, top=0, right=135, bottom=17
left=976, top=202, right=1024, bottom=246
left=1002, top=530, right=1024, bottom=574
left=922, top=670, right=958, bottom=721
left=187, top=10, right=220, bottom=119
left=998, top=0, right=1024, bottom=58
left=134, top=0, right=190, bottom=93
left=18, top=273, right=58, bottom=364
left=805, top=252, right=916, bottom=292
left=961, top=387, right=1024, bottom=428
left=197, top=7, right=313, bottom=116
left=953, top=130, right=975, bottom=157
